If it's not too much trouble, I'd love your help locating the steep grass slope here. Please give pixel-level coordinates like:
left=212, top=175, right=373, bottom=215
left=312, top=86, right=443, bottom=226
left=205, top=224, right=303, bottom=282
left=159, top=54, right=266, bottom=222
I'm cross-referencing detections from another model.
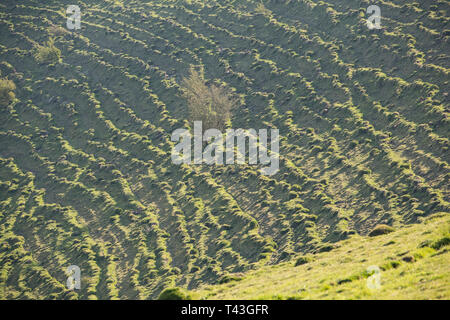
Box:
left=194, top=212, right=449, bottom=300
left=0, top=0, right=449, bottom=299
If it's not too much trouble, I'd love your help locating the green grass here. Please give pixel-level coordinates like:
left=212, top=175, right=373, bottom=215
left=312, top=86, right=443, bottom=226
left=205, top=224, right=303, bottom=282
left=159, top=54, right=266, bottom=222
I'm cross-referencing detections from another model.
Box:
left=194, top=213, right=450, bottom=300
left=0, top=0, right=448, bottom=299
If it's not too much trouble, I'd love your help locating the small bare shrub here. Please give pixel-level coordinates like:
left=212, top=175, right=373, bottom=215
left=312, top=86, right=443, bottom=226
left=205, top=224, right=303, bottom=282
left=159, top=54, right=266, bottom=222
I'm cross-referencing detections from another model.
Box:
left=34, top=37, right=61, bottom=64
left=181, top=67, right=236, bottom=131
left=0, top=78, right=16, bottom=106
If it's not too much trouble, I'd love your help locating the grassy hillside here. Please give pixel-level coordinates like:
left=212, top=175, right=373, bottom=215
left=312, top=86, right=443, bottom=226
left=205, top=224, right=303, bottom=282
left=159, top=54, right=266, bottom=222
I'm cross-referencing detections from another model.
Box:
left=0, top=0, right=449, bottom=299
left=194, top=212, right=450, bottom=300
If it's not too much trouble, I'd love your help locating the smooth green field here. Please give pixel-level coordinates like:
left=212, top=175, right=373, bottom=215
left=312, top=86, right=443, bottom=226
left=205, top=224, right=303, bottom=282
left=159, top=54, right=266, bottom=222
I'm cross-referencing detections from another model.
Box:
left=194, top=213, right=449, bottom=299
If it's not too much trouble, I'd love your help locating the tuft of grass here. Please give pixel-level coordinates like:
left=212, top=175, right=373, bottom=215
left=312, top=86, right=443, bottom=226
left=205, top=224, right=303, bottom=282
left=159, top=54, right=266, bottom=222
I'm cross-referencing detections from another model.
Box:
left=158, top=287, right=192, bottom=300
left=218, top=273, right=244, bottom=284
left=412, top=247, right=435, bottom=260
left=380, top=260, right=401, bottom=271
left=317, top=244, right=335, bottom=253
left=295, top=255, right=314, bottom=266
left=369, top=224, right=395, bottom=237
left=431, top=236, right=450, bottom=250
